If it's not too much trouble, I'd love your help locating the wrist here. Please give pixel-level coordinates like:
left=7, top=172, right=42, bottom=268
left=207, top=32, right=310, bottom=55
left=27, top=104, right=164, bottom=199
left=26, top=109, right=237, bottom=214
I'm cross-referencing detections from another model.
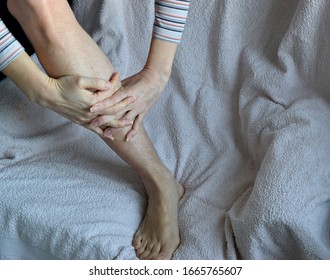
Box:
left=142, top=64, right=170, bottom=86
left=32, top=76, right=58, bottom=108
left=144, top=38, right=178, bottom=82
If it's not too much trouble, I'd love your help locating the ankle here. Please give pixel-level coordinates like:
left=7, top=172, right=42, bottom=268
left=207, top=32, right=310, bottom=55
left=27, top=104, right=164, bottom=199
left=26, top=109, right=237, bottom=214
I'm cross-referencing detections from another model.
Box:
left=138, top=165, right=172, bottom=184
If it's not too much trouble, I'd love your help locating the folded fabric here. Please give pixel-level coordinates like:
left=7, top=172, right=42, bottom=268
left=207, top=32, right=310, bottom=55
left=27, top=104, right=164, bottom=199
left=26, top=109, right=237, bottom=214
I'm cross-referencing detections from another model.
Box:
left=0, top=0, right=329, bottom=260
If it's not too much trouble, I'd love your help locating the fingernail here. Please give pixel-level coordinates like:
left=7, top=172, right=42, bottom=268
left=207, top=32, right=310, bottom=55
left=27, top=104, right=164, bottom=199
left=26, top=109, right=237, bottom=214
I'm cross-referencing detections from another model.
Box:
left=91, top=120, right=99, bottom=127
left=104, top=132, right=115, bottom=141
left=90, top=105, right=100, bottom=113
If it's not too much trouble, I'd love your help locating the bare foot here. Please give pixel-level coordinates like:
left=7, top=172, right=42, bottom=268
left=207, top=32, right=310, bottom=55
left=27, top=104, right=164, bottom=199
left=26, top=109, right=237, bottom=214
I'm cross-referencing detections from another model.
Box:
left=132, top=170, right=184, bottom=260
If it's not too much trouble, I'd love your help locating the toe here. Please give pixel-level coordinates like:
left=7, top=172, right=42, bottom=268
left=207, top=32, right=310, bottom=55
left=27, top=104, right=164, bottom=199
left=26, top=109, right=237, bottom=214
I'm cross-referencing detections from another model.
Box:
left=152, top=245, right=174, bottom=260
left=140, top=246, right=153, bottom=260
left=132, top=234, right=143, bottom=250
left=136, top=242, right=148, bottom=257
left=147, top=245, right=162, bottom=260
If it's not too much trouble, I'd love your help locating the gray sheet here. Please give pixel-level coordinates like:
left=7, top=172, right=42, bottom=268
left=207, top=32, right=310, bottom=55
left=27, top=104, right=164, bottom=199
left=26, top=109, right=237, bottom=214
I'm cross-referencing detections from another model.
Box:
left=0, top=0, right=329, bottom=259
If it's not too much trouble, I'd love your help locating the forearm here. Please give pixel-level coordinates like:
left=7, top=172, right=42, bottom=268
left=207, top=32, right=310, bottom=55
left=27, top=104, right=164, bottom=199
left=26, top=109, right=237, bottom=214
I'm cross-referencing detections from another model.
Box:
left=146, top=0, right=190, bottom=81
left=8, top=0, right=129, bottom=139
left=144, top=38, right=178, bottom=83
left=1, top=16, right=49, bottom=104
left=2, top=51, right=52, bottom=106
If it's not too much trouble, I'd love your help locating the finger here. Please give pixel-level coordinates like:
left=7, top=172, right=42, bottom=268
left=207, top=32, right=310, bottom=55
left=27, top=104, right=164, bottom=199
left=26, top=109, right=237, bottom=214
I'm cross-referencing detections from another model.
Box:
left=109, top=96, right=136, bottom=116
left=91, top=114, right=133, bottom=129
left=103, top=128, right=115, bottom=141
left=124, top=109, right=140, bottom=122
left=110, top=72, right=122, bottom=91
left=103, top=118, right=133, bottom=129
left=92, top=96, right=136, bottom=115
left=126, top=114, right=143, bottom=142
left=77, top=76, right=112, bottom=92
left=69, top=114, right=95, bottom=126
left=92, top=72, right=121, bottom=103
left=91, top=115, right=116, bottom=128
left=90, top=85, right=132, bottom=113
left=86, top=124, right=104, bottom=136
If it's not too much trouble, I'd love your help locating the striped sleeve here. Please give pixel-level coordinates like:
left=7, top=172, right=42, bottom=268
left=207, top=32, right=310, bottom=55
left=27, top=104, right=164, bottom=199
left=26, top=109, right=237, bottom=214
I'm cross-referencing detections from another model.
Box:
left=0, top=18, right=24, bottom=72
left=153, top=0, right=190, bottom=44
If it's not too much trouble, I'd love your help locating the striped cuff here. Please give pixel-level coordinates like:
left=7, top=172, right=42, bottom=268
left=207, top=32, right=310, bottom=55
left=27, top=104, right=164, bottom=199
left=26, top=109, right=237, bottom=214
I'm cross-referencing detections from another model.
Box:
left=0, top=19, right=24, bottom=72
left=153, top=0, right=190, bottom=44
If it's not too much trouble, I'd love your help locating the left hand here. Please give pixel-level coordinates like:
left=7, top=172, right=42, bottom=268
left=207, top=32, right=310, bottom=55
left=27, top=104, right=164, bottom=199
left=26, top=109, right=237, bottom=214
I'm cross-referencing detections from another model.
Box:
left=42, top=73, right=131, bottom=136
left=90, top=67, right=169, bottom=141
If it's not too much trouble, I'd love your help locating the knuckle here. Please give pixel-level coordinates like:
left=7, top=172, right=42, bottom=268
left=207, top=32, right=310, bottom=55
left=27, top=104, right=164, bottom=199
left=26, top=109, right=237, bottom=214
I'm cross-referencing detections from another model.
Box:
left=129, top=96, right=136, bottom=103
left=118, top=121, right=127, bottom=128
left=82, top=117, right=91, bottom=123
left=118, top=103, right=126, bottom=110
left=107, top=115, right=117, bottom=122
left=85, top=111, right=94, bottom=118
left=109, top=119, right=118, bottom=126
left=125, top=99, right=132, bottom=106
left=104, top=128, right=112, bottom=134
left=98, top=116, right=108, bottom=123
left=106, top=122, right=116, bottom=128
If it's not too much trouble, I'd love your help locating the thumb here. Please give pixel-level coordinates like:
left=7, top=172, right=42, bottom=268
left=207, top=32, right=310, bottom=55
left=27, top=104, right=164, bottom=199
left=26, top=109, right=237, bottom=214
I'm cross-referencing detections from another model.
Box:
left=77, top=76, right=112, bottom=92
left=92, top=72, right=122, bottom=102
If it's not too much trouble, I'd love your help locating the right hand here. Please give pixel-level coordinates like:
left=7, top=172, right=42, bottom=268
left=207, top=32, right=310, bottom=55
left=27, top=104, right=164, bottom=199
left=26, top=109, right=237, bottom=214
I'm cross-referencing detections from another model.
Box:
left=90, top=67, right=168, bottom=141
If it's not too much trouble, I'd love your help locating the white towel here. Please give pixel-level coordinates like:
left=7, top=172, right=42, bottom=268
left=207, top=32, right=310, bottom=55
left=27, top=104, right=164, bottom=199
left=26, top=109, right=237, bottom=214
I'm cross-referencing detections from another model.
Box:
left=0, top=0, right=329, bottom=259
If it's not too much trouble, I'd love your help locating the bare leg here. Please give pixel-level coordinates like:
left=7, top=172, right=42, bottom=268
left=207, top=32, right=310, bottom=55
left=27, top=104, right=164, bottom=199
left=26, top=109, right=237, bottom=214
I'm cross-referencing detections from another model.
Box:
left=8, top=0, right=183, bottom=260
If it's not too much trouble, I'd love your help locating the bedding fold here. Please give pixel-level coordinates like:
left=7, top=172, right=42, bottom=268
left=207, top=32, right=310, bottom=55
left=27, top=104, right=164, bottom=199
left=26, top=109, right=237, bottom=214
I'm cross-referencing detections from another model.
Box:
left=0, top=0, right=329, bottom=259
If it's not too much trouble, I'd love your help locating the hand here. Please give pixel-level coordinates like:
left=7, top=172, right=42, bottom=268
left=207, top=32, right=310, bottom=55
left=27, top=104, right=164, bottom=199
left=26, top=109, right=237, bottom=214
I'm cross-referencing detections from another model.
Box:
left=1, top=52, right=131, bottom=135
left=90, top=67, right=169, bottom=141
left=39, top=73, right=133, bottom=135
